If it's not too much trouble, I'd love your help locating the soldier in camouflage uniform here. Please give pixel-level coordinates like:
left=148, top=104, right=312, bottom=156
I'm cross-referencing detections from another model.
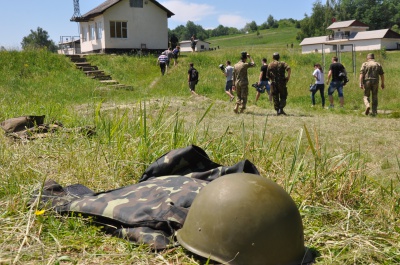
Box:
left=359, top=53, right=385, bottom=116
left=232, top=51, right=255, bottom=113
left=267, top=52, right=291, bottom=115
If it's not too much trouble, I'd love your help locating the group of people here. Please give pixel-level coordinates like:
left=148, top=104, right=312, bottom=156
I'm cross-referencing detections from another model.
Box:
left=223, top=51, right=384, bottom=116
left=160, top=47, right=385, bottom=117
left=311, top=54, right=384, bottom=116
left=156, top=46, right=181, bottom=75
left=221, top=51, right=291, bottom=115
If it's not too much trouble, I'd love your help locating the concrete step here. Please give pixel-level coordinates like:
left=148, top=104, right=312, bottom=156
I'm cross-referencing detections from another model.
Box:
left=81, top=66, right=99, bottom=71
left=93, top=75, right=112, bottom=80
left=99, top=80, right=119, bottom=85
left=84, top=70, right=104, bottom=76
left=69, top=56, right=87, bottom=63
left=75, top=62, right=91, bottom=67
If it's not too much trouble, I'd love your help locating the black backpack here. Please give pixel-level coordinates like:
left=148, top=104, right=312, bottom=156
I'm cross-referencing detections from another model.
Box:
left=339, top=71, right=349, bottom=85
left=191, top=68, right=199, bottom=83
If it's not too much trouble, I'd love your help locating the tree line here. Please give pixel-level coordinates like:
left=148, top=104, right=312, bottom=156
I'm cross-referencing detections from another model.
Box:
left=168, top=16, right=299, bottom=43
left=13, top=0, right=400, bottom=52
left=169, top=0, right=400, bottom=42
left=297, top=0, right=400, bottom=41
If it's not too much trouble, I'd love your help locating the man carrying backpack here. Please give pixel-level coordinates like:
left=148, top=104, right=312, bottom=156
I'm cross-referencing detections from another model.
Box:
left=326, top=56, right=346, bottom=108
left=188, top=62, right=199, bottom=95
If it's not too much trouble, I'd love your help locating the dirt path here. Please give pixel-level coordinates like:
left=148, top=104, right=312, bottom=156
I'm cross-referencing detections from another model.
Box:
left=77, top=95, right=400, bottom=179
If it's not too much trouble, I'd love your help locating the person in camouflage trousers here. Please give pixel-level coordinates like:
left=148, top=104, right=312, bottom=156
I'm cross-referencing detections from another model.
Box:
left=359, top=53, right=385, bottom=116
left=232, top=51, right=255, bottom=113
left=267, top=52, right=291, bottom=115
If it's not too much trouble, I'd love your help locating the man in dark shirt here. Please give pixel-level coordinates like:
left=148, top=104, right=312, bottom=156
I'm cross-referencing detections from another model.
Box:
left=188, top=62, right=199, bottom=95
left=255, top=58, right=272, bottom=103
left=326, top=56, right=346, bottom=108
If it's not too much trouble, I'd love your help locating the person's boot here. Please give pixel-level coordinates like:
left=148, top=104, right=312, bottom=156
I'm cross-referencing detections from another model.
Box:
left=233, top=104, right=239, bottom=114
left=365, top=106, right=370, bottom=115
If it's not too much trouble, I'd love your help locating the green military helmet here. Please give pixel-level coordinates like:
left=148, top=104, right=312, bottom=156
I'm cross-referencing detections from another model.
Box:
left=176, top=173, right=313, bottom=265
left=273, top=52, right=280, bottom=60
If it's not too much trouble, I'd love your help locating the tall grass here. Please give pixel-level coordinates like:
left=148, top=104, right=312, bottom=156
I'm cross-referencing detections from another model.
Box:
left=0, top=35, right=399, bottom=264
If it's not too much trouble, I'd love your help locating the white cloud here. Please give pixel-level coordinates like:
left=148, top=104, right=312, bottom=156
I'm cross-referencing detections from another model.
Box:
left=161, top=0, right=216, bottom=24
left=218, top=14, right=248, bottom=29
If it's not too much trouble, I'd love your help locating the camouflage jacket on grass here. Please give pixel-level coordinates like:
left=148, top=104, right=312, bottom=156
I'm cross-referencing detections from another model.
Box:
left=29, top=145, right=259, bottom=249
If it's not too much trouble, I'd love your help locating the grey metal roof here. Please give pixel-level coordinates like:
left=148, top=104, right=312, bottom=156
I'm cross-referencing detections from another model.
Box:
left=352, top=29, right=400, bottom=40
left=300, top=29, right=400, bottom=46
left=179, top=40, right=211, bottom=44
left=299, top=36, right=328, bottom=46
left=327, top=20, right=369, bottom=30
left=71, top=0, right=174, bottom=22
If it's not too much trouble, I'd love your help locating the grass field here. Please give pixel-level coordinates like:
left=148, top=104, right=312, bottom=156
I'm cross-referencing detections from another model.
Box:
left=0, top=27, right=399, bottom=264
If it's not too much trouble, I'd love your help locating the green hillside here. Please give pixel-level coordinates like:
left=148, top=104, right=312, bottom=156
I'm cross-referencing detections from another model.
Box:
left=1, top=27, right=399, bottom=264
left=207, top=27, right=300, bottom=49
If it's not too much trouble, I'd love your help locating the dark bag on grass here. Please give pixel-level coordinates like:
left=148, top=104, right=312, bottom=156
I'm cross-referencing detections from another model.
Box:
left=309, top=84, right=317, bottom=92
left=1, top=115, right=45, bottom=133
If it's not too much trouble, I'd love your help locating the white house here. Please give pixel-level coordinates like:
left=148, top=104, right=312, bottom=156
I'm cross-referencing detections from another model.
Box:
left=179, top=40, right=211, bottom=52
left=300, top=20, right=400, bottom=54
left=71, top=0, right=174, bottom=54
left=58, top=36, right=81, bottom=55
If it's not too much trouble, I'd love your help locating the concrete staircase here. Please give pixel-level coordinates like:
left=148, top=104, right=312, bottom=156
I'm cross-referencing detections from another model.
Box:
left=67, top=55, right=133, bottom=90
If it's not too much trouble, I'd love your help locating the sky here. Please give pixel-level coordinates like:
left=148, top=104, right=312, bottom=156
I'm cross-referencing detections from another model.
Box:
left=0, top=0, right=315, bottom=49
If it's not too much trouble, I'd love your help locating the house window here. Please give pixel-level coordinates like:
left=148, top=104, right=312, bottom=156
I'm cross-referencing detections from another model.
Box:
left=96, top=22, right=103, bottom=40
left=110, top=21, right=128, bottom=38
left=81, top=26, right=88, bottom=42
left=130, top=0, right=143, bottom=8
left=89, top=24, right=95, bottom=41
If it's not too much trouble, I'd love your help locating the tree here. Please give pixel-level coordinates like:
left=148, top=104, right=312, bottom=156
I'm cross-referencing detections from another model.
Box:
left=21, top=27, right=57, bottom=52
left=267, top=15, right=277, bottom=28
left=249, top=21, right=258, bottom=32
left=242, top=21, right=258, bottom=33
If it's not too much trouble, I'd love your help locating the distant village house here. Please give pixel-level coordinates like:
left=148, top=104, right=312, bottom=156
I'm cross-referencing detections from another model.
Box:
left=300, top=20, right=400, bottom=54
left=179, top=39, right=210, bottom=52
left=63, top=0, right=174, bottom=54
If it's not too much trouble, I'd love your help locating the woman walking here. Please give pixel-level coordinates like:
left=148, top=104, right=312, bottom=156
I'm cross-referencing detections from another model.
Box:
left=311, top=63, right=325, bottom=108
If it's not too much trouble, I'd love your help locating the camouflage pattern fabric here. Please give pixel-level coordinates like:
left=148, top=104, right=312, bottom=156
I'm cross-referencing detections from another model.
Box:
left=139, top=145, right=259, bottom=182
left=233, top=60, right=253, bottom=86
left=267, top=60, right=291, bottom=111
left=29, top=145, right=260, bottom=249
left=360, top=60, right=384, bottom=114
left=233, top=61, right=255, bottom=112
left=359, top=60, right=384, bottom=81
